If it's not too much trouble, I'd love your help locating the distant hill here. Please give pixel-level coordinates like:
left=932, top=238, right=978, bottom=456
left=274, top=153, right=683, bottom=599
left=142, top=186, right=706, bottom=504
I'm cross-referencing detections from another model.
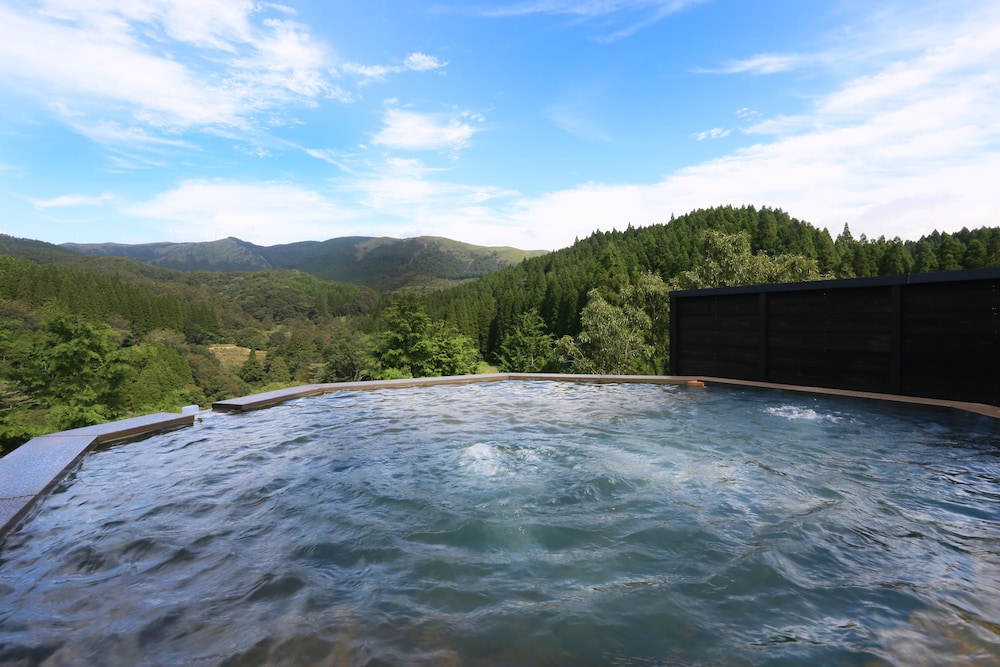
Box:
left=62, top=236, right=548, bottom=292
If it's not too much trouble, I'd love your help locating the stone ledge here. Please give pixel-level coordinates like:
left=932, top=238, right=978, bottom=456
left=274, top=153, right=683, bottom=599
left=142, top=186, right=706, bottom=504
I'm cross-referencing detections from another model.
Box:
left=210, top=373, right=704, bottom=413
left=694, top=377, right=1000, bottom=421
left=211, top=374, right=516, bottom=412
left=0, top=412, right=194, bottom=538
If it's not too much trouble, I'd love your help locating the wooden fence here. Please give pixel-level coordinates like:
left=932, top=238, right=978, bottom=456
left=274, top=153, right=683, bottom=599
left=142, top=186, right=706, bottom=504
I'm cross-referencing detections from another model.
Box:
left=669, top=268, right=1000, bottom=406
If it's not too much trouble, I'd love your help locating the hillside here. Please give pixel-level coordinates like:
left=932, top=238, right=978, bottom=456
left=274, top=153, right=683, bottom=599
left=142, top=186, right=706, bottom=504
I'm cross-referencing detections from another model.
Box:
left=426, top=205, right=1000, bottom=361
left=62, top=235, right=548, bottom=292
left=3, top=205, right=999, bottom=454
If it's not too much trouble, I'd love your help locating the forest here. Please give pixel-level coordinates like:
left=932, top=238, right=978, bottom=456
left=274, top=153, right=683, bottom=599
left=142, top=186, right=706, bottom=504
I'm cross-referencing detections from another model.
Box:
left=2, top=205, right=999, bottom=454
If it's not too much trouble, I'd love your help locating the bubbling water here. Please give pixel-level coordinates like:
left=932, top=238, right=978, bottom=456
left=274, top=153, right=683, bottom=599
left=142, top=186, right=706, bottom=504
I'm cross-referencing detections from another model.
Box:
left=2, top=380, right=999, bottom=666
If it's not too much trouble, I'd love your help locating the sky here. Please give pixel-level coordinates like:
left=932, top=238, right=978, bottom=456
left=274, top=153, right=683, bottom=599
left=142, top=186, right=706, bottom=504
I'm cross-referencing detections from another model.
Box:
left=1, top=1, right=999, bottom=251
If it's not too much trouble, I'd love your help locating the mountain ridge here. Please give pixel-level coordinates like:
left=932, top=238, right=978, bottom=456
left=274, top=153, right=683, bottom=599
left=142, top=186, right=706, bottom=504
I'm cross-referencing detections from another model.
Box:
left=61, top=235, right=548, bottom=292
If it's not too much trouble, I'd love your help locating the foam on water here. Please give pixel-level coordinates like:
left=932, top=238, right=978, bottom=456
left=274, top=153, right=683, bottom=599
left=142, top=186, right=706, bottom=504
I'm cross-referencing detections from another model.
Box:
left=2, top=380, right=999, bottom=666
left=765, top=404, right=842, bottom=423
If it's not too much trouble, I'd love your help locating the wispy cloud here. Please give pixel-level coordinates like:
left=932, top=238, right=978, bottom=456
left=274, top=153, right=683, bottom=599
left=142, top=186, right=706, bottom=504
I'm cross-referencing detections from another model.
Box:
left=106, top=4, right=1000, bottom=251
left=545, top=108, right=613, bottom=142
left=705, top=53, right=807, bottom=75
left=0, top=1, right=339, bottom=144
left=57, top=117, right=199, bottom=150
left=126, top=179, right=353, bottom=243
left=476, top=0, right=707, bottom=41
left=123, top=164, right=520, bottom=245
left=503, top=7, right=1000, bottom=245
left=372, top=108, right=481, bottom=152
left=694, top=127, right=730, bottom=141
left=304, top=148, right=358, bottom=173
left=405, top=53, right=448, bottom=72
left=331, top=157, right=522, bottom=243
left=32, top=193, right=115, bottom=209
left=340, top=52, right=448, bottom=83
left=481, top=0, right=701, bottom=20
left=343, top=157, right=516, bottom=209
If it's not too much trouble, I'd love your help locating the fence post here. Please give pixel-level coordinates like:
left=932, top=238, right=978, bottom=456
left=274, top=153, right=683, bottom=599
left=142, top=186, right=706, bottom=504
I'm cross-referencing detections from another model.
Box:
left=891, top=284, right=902, bottom=394
left=758, top=292, right=768, bottom=382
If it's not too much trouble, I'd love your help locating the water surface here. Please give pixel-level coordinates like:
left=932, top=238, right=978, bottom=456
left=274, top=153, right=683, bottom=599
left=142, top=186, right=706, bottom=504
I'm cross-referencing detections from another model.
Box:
left=2, top=381, right=999, bottom=666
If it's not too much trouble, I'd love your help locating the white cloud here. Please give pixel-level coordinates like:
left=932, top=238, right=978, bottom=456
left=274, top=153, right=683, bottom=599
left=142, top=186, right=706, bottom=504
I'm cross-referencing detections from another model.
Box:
left=304, top=148, right=357, bottom=173
left=372, top=108, right=479, bottom=152
left=0, top=1, right=338, bottom=140
left=114, top=3, right=1000, bottom=254
left=404, top=52, right=447, bottom=72
left=59, top=118, right=198, bottom=149
left=341, top=51, right=448, bottom=82
left=498, top=7, right=1000, bottom=247
left=695, top=127, right=730, bottom=141
left=707, top=53, right=806, bottom=75
left=126, top=179, right=355, bottom=243
left=341, top=157, right=516, bottom=210
left=32, top=193, right=115, bottom=208
left=123, top=168, right=523, bottom=246
left=337, top=160, right=524, bottom=245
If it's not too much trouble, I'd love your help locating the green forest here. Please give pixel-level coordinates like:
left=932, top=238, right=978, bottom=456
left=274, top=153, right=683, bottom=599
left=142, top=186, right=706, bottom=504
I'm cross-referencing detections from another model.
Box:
left=3, top=205, right=999, bottom=454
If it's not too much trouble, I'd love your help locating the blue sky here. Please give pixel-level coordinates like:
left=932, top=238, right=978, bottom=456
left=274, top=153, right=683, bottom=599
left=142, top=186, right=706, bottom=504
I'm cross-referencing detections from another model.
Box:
left=2, top=1, right=999, bottom=251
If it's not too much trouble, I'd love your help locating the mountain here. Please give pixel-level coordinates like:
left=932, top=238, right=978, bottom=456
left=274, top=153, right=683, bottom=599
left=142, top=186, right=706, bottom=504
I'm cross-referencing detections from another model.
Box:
left=62, top=236, right=548, bottom=292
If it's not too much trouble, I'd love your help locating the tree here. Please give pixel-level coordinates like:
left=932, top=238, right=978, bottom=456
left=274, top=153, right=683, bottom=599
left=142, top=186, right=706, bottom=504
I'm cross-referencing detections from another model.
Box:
left=368, top=292, right=480, bottom=379
left=621, top=273, right=672, bottom=373
left=497, top=310, right=557, bottom=372
left=238, top=349, right=267, bottom=385
left=879, top=239, right=914, bottom=275
left=557, top=289, right=653, bottom=375
left=23, top=312, right=130, bottom=430
left=914, top=243, right=940, bottom=272
left=937, top=235, right=965, bottom=271
left=675, top=230, right=822, bottom=290
left=318, top=324, right=369, bottom=382
left=964, top=239, right=988, bottom=269
left=123, top=342, right=201, bottom=412
left=0, top=379, right=40, bottom=454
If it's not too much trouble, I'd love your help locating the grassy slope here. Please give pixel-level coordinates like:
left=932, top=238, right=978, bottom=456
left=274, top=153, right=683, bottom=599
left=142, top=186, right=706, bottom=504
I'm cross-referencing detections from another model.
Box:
left=62, top=235, right=548, bottom=292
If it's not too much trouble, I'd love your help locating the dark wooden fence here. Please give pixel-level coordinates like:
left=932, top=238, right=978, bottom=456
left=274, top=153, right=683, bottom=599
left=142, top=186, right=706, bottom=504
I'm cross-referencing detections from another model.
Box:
left=669, top=268, right=1000, bottom=406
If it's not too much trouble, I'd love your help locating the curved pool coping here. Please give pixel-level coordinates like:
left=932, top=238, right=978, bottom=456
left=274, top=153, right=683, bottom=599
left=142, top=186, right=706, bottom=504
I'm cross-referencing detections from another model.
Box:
left=2, top=373, right=998, bottom=539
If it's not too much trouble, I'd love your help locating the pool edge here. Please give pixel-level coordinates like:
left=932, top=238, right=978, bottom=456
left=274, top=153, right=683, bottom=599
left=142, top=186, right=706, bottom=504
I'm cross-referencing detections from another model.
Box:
left=4, top=374, right=997, bottom=541
left=211, top=373, right=1000, bottom=421
left=694, top=377, right=1000, bottom=421
left=0, top=412, right=195, bottom=539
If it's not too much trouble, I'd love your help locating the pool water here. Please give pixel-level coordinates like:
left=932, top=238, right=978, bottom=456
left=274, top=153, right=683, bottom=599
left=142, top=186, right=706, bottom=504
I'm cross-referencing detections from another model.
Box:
left=2, top=380, right=1000, bottom=666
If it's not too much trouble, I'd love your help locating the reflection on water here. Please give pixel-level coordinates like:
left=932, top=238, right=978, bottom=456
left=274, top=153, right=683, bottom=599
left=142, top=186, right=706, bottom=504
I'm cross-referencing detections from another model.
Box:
left=2, top=381, right=999, bottom=666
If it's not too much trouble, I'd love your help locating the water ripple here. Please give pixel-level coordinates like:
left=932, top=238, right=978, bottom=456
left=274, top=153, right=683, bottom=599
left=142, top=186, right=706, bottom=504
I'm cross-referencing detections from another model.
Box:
left=2, top=381, right=999, bottom=665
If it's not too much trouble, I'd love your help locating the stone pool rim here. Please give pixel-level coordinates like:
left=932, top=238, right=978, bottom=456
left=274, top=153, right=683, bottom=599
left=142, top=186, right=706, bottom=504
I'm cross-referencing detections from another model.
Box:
left=2, top=372, right=998, bottom=540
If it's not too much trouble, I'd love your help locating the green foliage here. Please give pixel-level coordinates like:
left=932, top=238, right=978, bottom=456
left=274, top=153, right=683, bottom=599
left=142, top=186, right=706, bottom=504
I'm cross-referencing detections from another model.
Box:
left=63, top=235, right=545, bottom=292
left=675, top=230, right=824, bottom=289
left=0, top=378, right=42, bottom=454
left=317, top=323, right=369, bottom=382
left=367, top=293, right=480, bottom=379
left=2, top=210, right=999, bottom=454
left=428, top=206, right=843, bottom=362
left=430, top=208, right=1000, bottom=369
left=123, top=342, right=201, bottom=412
left=622, top=273, right=672, bottom=373
left=2, top=312, right=130, bottom=435
left=557, top=288, right=654, bottom=375
left=238, top=349, right=267, bottom=385
left=497, top=310, right=558, bottom=372
left=186, top=346, right=248, bottom=403
left=556, top=273, right=673, bottom=376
